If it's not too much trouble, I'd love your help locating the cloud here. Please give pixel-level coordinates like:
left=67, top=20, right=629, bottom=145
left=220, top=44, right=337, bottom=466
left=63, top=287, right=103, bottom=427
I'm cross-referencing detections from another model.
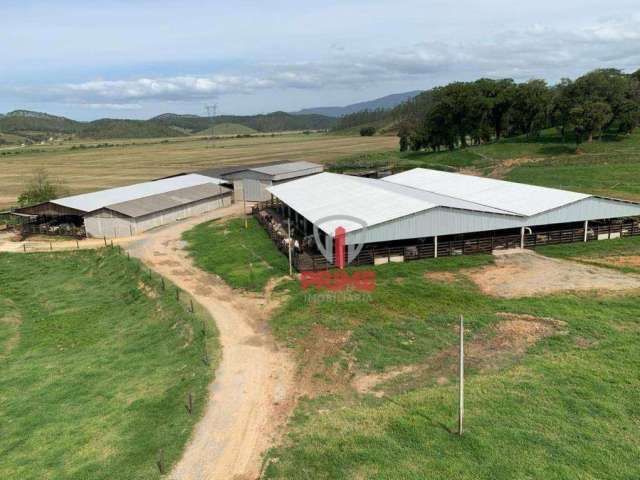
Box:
left=7, top=16, right=640, bottom=108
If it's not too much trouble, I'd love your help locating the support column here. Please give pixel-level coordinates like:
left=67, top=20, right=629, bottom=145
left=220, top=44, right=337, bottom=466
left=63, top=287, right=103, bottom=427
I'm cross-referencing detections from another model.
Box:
left=584, top=220, right=588, bottom=242
left=520, top=226, right=525, bottom=249
left=434, top=236, right=438, bottom=258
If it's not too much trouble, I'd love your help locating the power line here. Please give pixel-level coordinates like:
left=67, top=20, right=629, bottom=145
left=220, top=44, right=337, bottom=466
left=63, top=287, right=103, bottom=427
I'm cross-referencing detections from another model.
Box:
left=204, top=104, right=217, bottom=146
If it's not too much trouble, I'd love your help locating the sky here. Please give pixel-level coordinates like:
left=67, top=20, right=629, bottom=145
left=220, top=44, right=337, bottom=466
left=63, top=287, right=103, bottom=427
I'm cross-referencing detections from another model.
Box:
left=2, top=0, right=640, bottom=120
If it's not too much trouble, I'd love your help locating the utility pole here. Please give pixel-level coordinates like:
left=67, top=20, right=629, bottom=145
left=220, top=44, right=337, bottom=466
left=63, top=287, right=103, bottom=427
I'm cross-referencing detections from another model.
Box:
left=243, top=179, right=248, bottom=229
left=288, top=218, right=293, bottom=277
left=459, top=314, right=465, bottom=436
left=205, top=104, right=217, bottom=146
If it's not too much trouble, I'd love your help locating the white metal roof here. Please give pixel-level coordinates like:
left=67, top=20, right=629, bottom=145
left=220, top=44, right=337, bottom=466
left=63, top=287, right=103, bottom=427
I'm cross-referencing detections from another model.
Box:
left=383, top=168, right=589, bottom=216
left=52, top=174, right=226, bottom=213
left=267, top=172, right=439, bottom=234
left=250, top=161, right=322, bottom=178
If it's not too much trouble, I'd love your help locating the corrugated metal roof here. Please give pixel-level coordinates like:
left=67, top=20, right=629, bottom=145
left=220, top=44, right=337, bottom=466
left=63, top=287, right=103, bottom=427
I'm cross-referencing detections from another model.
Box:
left=52, top=174, right=226, bottom=213
left=267, top=173, right=438, bottom=234
left=250, top=161, right=323, bottom=180
left=102, top=183, right=230, bottom=218
left=383, top=168, right=589, bottom=216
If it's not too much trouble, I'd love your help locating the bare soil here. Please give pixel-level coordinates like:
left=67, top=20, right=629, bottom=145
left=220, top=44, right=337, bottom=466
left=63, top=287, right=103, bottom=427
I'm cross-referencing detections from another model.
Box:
left=587, top=255, right=640, bottom=268
left=127, top=205, right=298, bottom=480
left=466, top=250, right=640, bottom=298
left=353, top=313, right=565, bottom=396
left=424, top=271, right=457, bottom=283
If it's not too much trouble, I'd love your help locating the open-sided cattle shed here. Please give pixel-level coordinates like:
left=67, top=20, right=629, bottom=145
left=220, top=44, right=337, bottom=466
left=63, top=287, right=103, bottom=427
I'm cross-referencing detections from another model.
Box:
left=17, top=174, right=231, bottom=238
left=263, top=169, right=640, bottom=269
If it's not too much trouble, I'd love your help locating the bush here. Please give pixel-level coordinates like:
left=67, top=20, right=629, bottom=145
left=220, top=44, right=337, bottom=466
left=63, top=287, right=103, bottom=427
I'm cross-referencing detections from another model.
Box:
left=360, top=126, right=377, bottom=136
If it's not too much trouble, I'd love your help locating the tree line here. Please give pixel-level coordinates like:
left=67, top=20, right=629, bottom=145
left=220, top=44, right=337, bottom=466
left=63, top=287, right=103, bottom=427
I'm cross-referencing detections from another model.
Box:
left=398, top=68, right=640, bottom=152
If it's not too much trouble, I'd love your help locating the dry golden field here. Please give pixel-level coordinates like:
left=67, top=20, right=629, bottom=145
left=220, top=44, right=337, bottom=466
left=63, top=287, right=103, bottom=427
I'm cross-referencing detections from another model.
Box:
left=0, top=133, right=397, bottom=208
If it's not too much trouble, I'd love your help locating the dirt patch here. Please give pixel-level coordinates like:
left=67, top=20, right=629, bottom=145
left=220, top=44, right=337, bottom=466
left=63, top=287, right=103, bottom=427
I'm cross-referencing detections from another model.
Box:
left=487, top=156, right=541, bottom=179
left=352, top=312, right=565, bottom=396
left=424, top=271, right=457, bottom=283
left=297, top=325, right=354, bottom=397
left=126, top=204, right=299, bottom=480
left=466, top=250, right=640, bottom=298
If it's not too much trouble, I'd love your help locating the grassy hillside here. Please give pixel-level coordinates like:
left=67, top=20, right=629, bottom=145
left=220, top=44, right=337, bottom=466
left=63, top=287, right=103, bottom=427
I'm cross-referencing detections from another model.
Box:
left=0, top=248, right=218, bottom=480
left=151, top=111, right=335, bottom=133
left=330, top=129, right=640, bottom=201
left=78, top=119, right=187, bottom=139
left=0, top=110, right=81, bottom=134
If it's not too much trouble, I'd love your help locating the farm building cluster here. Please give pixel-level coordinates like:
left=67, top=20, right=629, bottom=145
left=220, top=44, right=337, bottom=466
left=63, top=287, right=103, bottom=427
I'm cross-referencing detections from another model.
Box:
left=255, top=168, right=640, bottom=270
left=12, top=161, right=323, bottom=238
left=9, top=158, right=640, bottom=269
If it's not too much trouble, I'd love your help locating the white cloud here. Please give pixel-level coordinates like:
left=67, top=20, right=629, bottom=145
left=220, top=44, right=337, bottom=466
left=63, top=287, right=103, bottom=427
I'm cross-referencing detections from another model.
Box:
left=6, top=16, right=640, bottom=108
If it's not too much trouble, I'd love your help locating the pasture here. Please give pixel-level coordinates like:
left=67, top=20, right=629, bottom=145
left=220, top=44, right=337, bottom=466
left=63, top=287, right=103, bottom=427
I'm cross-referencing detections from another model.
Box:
left=0, top=133, right=396, bottom=208
left=0, top=248, right=218, bottom=480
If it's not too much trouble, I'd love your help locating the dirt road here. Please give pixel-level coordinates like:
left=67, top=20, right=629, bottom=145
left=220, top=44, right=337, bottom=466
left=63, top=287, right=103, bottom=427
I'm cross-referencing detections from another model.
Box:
left=127, top=205, right=297, bottom=480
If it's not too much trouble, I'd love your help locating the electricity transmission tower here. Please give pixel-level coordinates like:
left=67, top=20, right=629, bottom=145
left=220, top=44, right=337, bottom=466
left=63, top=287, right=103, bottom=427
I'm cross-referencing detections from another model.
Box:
left=205, top=104, right=217, bottom=146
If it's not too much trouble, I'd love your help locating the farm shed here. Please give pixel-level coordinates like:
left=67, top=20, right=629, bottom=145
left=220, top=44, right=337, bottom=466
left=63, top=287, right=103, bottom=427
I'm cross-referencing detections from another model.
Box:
left=224, top=161, right=323, bottom=202
left=262, top=169, right=640, bottom=269
left=17, top=174, right=231, bottom=238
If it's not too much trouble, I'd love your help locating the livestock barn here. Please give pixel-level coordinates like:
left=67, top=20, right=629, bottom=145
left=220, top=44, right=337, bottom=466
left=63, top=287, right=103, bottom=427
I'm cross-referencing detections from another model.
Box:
left=17, top=174, right=231, bottom=238
left=255, top=169, right=640, bottom=270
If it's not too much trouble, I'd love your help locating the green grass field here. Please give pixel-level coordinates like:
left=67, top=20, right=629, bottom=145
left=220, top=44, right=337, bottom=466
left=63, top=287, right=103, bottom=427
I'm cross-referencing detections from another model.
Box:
left=182, top=213, right=640, bottom=479
left=183, top=217, right=290, bottom=292
left=331, top=130, right=640, bottom=201
left=0, top=248, right=218, bottom=480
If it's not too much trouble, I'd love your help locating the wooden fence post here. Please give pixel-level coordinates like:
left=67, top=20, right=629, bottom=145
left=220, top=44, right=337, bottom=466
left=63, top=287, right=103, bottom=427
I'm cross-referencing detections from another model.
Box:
left=161, top=278, right=165, bottom=291
left=190, top=299, right=194, bottom=313
left=176, top=288, right=180, bottom=301
left=104, top=236, right=107, bottom=247
left=186, top=392, right=193, bottom=414
left=157, top=449, right=165, bottom=474
left=459, top=314, right=465, bottom=436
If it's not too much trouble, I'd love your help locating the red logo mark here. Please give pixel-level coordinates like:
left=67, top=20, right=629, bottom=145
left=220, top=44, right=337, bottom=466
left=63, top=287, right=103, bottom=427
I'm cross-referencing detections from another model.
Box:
left=300, top=270, right=376, bottom=292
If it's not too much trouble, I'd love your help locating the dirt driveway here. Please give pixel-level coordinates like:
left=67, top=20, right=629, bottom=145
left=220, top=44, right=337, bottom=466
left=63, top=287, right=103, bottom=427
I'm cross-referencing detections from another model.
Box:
left=467, top=249, right=640, bottom=297
left=127, top=205, right=296, bottom=480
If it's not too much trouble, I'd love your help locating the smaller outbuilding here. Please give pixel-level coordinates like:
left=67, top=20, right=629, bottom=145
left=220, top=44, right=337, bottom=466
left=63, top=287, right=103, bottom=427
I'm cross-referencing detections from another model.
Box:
left=157, top=161, right=324, bottom=202
left=221, top=161, right=324, bottom=202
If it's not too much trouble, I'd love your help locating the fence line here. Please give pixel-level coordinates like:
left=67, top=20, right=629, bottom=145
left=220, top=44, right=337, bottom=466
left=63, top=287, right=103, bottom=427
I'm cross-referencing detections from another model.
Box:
left=253, top=205, right=640, bottom=272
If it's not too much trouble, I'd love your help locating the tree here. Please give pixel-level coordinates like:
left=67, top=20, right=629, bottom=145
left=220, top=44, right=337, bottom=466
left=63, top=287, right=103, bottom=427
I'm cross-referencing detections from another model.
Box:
left=475, top=78, right=516, bottom=139
left=551, top=79, right=574, bottom=141
left=17, top=168, right=67, bottom=207
left=569, top=101, right=613, bottom=145
left=359, top=126, right=376, bottom=136
left=511, top=80, right=552, bottom=137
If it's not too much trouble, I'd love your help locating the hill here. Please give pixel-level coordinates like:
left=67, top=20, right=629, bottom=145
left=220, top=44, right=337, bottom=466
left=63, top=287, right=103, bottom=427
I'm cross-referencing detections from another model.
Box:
left=78, top=118, right=187, bottom=139
left=0, top=110, right=81, bottom=135
left=151, top=111, right=335, bottom=133
left=294, top=90, right=422, bottom=117
left=0, top=109, right=336, bottom=141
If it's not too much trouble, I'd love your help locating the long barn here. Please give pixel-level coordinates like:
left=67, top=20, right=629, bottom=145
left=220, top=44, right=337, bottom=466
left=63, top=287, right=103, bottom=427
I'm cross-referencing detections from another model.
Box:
left=17, top=174, right=232, bottom=238
left=260, top=169, right=640, bottom=269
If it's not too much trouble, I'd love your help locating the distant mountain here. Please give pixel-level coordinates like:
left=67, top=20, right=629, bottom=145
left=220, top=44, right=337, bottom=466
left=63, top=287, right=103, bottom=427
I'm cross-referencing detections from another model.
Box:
left=294, top=91, right=423, bottom=117
left=0, top=109, right=336, bottom=142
